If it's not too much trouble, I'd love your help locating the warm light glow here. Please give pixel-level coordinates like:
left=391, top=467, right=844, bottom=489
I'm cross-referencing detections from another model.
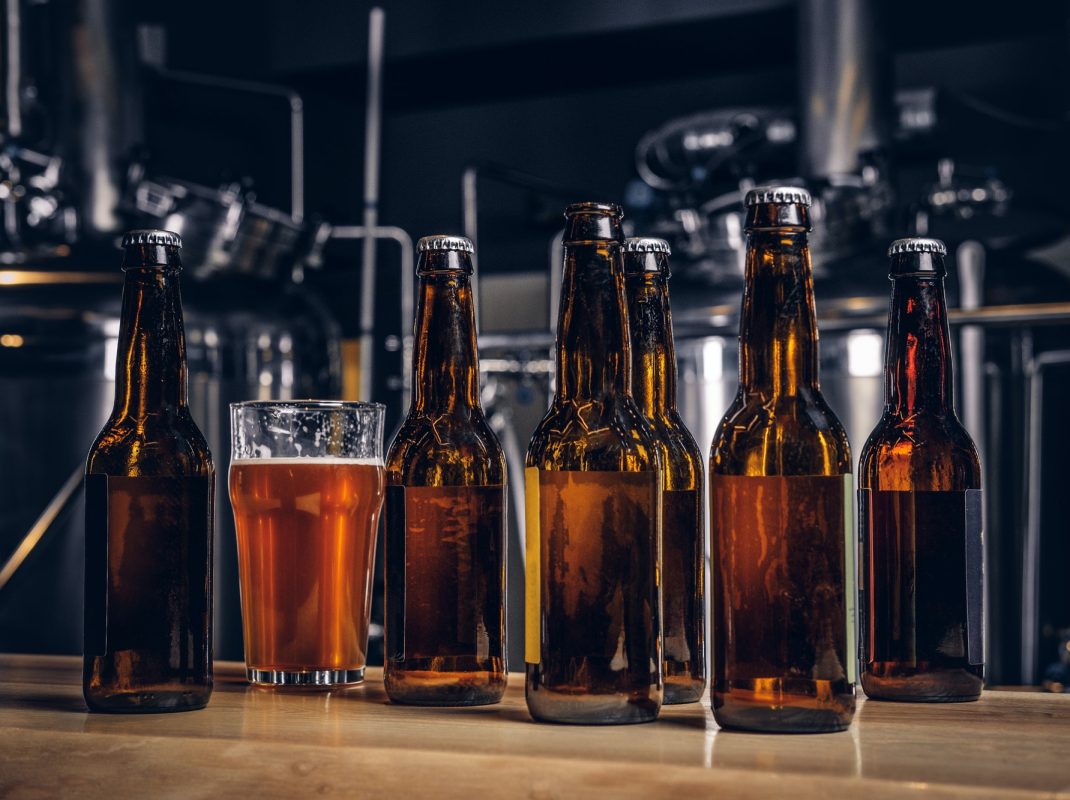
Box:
left=0, top=334, right=24, bottom=347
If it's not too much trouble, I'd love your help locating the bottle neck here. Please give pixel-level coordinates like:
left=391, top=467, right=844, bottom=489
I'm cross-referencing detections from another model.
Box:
left=739, top=229, right=820, bottom=395
left=113, top=266, right=187, bottom=418
left=885, top=275, right=954, bottom=415
left=555, top=242, right=631, bottom=402
left=412, top=269, right=481, bottom=414
left=626, top=273, right=676, bottom=416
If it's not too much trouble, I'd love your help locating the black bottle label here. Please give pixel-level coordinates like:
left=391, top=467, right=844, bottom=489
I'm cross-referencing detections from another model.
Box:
left=83, top=475, right=213, bottom=662
left=859, top=489, right=984, bottom=667
left=386, top=484, right=505, bottom=662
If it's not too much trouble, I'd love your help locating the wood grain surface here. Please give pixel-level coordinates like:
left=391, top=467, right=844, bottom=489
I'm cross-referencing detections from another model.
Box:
left=0, top=655, right=1067, bottom=799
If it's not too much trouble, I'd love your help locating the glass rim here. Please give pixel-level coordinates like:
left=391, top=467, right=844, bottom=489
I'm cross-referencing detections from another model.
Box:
left=229, top=400, right=385, bottom=412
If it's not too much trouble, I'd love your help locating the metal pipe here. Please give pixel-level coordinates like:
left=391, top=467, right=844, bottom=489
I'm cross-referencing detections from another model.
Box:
left=1021, top=349, right=1070, bottom=684
left=0, top=465, right=82, bottom=592
left=798, top=0, right=890, bottom=178
left=154, top=68, right=305, bottom=223
left=957, top=241, right=986, bottom=444
left=358, top=7, right=385, bottom=402
left=5, top=0, right=21, bottom=138
left=330, top=224, right=414, bottom=403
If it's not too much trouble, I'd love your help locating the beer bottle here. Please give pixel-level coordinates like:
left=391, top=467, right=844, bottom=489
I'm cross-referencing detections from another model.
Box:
left=622, top=237, right=706, bottom=705
left=859, top=237, right=983, bottom=701
left=709, top=187, right=855, bottom=733
left=84, top=230, right=214, bottom=712
left=525, top=202, right=663, bottom=725
left=384, top=235, right=507, bottom=706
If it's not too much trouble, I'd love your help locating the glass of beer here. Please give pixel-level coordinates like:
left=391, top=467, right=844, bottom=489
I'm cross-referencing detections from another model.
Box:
left=229, top=401, right=385, bottom=686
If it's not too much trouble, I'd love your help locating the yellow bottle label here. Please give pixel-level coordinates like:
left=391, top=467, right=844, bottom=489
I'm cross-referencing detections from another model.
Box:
left=524, top=466, right=541, bottom=665
left=844, top=473, right=857, bottom=685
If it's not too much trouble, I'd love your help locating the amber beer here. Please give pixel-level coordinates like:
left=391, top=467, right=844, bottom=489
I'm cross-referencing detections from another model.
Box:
left=384, top=235, right=507, bottom=706
left=709, top=187, right=855, bottom=733
left=859, top=237, right=983, bottom=701
left=229, top=401, right=385, bottom=686
left=622, top=237, right=706, bottom=705
left=525, top=202, right=663, bottom=725
left=229, top=458, right=384, bottom=677
left=83, top=229, right=214, bottom=713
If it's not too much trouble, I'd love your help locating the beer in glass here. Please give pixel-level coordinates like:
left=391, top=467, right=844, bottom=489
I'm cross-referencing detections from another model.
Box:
left=229, top=401, right=385, bottom=686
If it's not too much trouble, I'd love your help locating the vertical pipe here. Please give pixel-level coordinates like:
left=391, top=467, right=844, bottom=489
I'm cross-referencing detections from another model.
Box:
left=5, top=0, right=22, bottom=138
left=797, top=0, right=890, bottom=178
left=462, top=165, right=480, bottom=332
left=358, top=7, right=385, bottom=401
left=289, top=94, right=305, bottom=223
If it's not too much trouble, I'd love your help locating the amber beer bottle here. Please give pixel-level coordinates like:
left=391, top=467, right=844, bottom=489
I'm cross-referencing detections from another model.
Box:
left=709, top=187, right=855, bottom=733
left=859, top=237, right=983, bottom=701
left=83, top=230, right=214, bottom=712
left=525, top=202, right=662, bottom=725
left=622, top=237, right=705, bottom=705
left=384, top=235, right=507, bottom=705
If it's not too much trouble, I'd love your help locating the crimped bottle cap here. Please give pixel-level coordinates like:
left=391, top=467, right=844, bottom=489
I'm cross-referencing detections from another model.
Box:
left=121, top=229, right=182, bottom=248
left=417, top=235, right=474, bottom=253
left=623, top=237, right=671, bottom=255
left=744, top=186, right=812, bottom=207
left=887, top=237, right=947, bottom=257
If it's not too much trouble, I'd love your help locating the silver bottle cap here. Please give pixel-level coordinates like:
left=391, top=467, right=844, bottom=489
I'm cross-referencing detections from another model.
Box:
left=744, top=186, right=812, bottom=208
left=121, top=229, right=182, bottom=249
left=417, top=235, right=474, bottom=253
left=623, top=237, right=671, bottom=255
left=888, top=237, right=947, bottom=257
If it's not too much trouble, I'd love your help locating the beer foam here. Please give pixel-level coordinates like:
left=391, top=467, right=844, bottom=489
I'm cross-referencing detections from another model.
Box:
left=230, top=457, right=383, bottom=466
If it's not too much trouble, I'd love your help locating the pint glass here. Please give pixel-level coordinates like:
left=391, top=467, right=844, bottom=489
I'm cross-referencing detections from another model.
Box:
left=229, top=401, right=385, bottom=686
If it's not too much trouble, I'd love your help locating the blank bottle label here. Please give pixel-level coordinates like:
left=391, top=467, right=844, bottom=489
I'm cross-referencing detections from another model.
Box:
left=525, top=469, right=660, bottom=673
left=711, top=474, right=854, bottom=685
left=387, top=484, right=505, bottom=661
left=861, top=489, right=984, bottom=667
left=83, top=474, right=212, bottom=662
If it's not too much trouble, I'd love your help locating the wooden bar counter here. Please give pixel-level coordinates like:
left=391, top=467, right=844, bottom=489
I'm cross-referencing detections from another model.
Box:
left=1, top=654, right=1067, bottom=798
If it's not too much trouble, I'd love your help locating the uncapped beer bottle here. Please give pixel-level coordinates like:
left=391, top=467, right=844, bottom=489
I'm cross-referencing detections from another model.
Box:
left=384, top=235, right=507, bottom=705
left=709, top=187, right=855, bottom=733
left=84, top=230, right=214, bottom=712
left=859, top=237, right=983, bottom=702
left=525, top=202, right=663, bottom=725
left=623, top=237, right=706, bottom=705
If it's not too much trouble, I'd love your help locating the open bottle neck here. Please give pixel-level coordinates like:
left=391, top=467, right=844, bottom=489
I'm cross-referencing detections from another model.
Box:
left=113, top=265, right=188, bottom=419
left=738, top=229, right=820, bottom=396
left=411, top=251, right=481, bottom=414
left=556, top=240, right=631, bottom=402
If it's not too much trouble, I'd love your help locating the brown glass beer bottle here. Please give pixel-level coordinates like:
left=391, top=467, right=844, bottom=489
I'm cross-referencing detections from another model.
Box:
left=384, top=235, right=507, bottom=706
left=525, top=203, right=663, bottom=725
left=859, top=237, right=983, bottom=702
left=623, top=237, right=706, bottom=705
left=84, top=230, right=215, bottom=713
left=709, top=187, right=856, bottom=733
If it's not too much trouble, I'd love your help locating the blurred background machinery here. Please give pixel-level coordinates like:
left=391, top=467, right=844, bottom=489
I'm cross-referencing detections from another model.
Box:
left=1, top=0, right=1068, bottom=688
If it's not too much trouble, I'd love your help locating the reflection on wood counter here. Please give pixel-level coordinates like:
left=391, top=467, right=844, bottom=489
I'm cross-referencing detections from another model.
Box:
left=1, top=655, right=1068, bottom=798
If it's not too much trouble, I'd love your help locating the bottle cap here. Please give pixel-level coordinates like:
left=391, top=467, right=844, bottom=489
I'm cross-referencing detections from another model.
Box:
left=622, top=237, right=671, bottom=255
left=121, top=229, right=182, bottom=249
left=417, top=235, right=474, bottom=254
left=622, top=237, right=671, bottom=276
left=887, top=237, right=947, bottom=257
left=744, top=186, right=812, bottom=208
